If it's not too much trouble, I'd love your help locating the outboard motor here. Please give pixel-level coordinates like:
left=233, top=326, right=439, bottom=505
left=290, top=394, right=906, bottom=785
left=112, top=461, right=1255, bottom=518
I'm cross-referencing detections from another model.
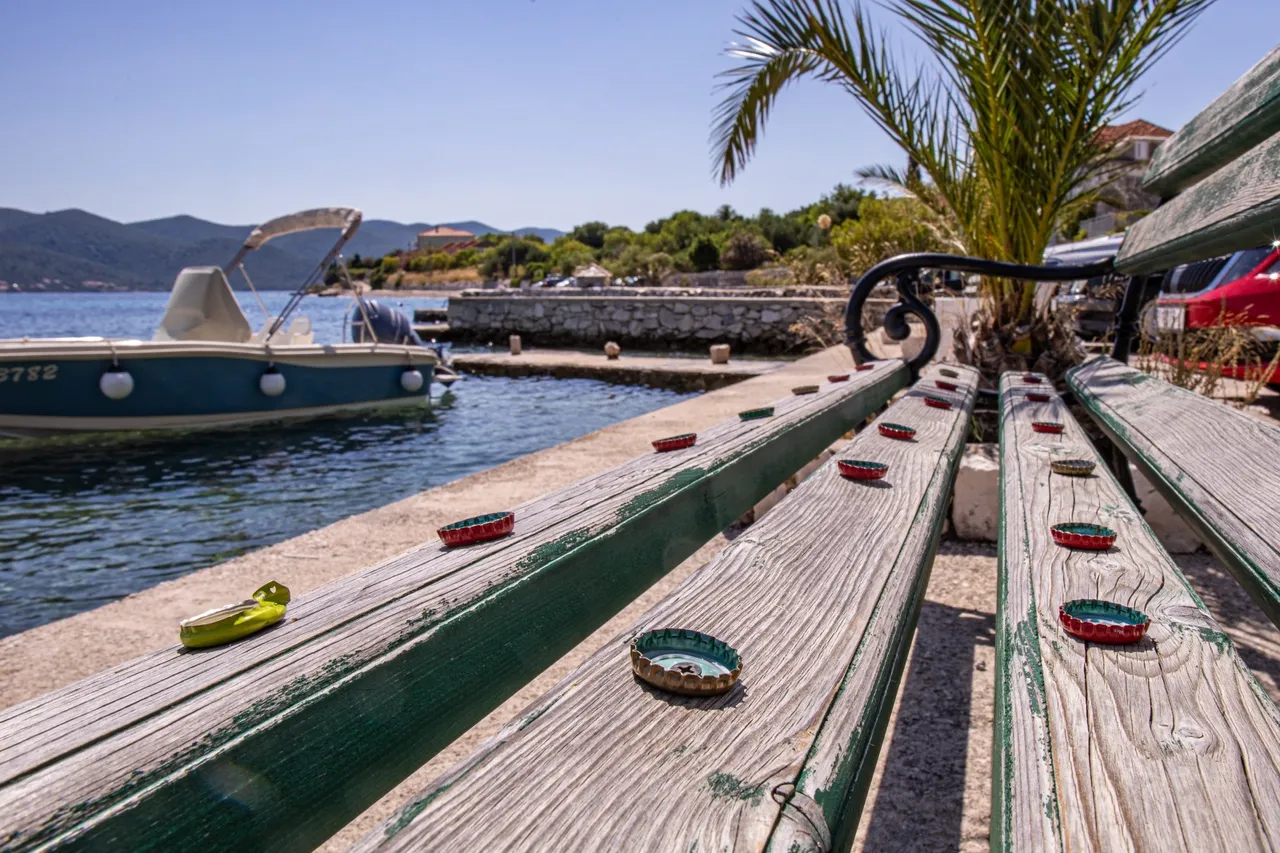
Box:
left=348, top=298, right=424, bottom=345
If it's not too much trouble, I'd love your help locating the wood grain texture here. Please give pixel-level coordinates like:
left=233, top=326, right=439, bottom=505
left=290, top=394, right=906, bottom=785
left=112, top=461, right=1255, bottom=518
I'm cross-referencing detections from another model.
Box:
left=352, top=364, right=980, bottom=853
left=0, top=362, right=908, bottom=853
left=1116, top=127, right=1280, bottom=275
left=1143, top=45, right=1280, bottom=197
left=1068, top=356, right=1280, bottom=627
left=993, top=371, right=1280, bottom=853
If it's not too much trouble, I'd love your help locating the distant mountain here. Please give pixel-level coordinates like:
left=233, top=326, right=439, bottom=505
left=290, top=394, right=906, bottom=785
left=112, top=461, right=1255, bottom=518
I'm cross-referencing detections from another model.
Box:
left=0, top=208, right=566, bottom=291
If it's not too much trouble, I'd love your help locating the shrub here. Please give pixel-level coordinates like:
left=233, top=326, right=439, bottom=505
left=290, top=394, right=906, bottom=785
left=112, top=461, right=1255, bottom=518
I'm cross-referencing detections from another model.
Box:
left=719, top=232, right=771, bottom=270
left=689, top=236, right=720, bottom=272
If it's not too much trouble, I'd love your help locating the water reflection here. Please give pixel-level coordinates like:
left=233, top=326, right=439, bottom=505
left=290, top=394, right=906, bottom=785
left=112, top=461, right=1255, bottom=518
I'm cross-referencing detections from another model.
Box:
left=0, top=376, right=693, bottom=636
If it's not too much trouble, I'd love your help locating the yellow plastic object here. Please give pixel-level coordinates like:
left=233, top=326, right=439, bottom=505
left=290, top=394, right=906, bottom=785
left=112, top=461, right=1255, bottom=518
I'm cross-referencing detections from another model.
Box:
left=179, top=581, right=291, bottom=649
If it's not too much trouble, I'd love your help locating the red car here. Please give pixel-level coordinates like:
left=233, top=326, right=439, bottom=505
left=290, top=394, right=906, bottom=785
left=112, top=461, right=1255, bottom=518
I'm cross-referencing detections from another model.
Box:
left=1152, top=243, right=1280, bottom=380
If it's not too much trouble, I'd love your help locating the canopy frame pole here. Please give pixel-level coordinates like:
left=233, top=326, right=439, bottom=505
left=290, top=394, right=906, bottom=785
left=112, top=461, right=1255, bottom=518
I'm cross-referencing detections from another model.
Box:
left=237, top=263, right=272, bottom=326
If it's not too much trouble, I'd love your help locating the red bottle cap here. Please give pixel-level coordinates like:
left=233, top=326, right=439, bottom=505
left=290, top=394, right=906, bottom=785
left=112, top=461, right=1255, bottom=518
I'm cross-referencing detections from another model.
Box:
left=1025, top=392, right=1051, bottom=403
left=838, top=459, right=889, bottom=480
left=438, top=511, right=515, bottom=547
left=1032, top=421, right=1064, bottom=434
left=828, top=374, right=850, bottom=383
left=652, top=433, right=697, bottom=452
left=1023, top=374, right=1043, bottom=384
left=1059, top=599, right=1150, bottom=645
left=855, top=363, right=875, bottom=372
left=878, top=422, right=916, bottom=441
left=924, top=395, right=953, bottom=410
left=935, top=379, right=958, bottom=392
left=1050, top=522, right=1116, bottom=550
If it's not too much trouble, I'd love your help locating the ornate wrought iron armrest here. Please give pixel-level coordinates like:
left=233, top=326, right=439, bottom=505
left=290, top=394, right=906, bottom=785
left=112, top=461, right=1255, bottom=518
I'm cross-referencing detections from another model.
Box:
left=843, top=253, right=1116, bottom=379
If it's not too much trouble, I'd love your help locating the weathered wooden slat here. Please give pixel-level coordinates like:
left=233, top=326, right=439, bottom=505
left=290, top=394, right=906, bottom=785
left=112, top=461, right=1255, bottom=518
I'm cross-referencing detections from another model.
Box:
left=353, top=365, right=980, bottom=853
left=1115, top=126, right=1280, bottom=275
left=1068, top=356, right=1280, bottom=627
left=994, top=371, right=1280, bottom=852
left=0, top=363, right=907, bottom=853
left=1143, top=45, right=1280, bottom=197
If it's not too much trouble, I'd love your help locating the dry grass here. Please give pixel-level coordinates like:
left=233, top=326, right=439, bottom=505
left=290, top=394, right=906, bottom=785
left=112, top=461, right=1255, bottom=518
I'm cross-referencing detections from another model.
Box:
left=1136, top=305, right=1280, bottom=407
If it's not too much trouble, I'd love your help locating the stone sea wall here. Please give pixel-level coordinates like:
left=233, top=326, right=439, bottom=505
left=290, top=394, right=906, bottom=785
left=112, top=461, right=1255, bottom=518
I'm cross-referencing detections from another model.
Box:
left=446, top=294, right=855, bottom=353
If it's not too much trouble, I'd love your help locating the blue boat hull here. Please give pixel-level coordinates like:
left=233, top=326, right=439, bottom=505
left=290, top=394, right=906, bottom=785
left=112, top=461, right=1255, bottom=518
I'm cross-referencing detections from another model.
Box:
left=0, top=346, right=435, bottom=437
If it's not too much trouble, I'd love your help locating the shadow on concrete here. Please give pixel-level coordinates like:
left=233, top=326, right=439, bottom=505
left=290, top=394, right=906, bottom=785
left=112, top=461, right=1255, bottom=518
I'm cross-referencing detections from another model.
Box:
left=858, top=599, right=994, bottom=852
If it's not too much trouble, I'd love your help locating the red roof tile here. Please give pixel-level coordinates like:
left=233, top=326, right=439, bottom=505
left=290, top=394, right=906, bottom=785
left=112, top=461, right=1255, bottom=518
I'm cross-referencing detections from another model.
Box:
left=1095, top=119, right=1173, bottom=145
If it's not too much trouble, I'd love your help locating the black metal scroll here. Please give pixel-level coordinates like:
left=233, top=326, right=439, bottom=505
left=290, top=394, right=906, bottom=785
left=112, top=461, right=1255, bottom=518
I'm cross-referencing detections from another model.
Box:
left=843, top=253, right=1116, bottom=379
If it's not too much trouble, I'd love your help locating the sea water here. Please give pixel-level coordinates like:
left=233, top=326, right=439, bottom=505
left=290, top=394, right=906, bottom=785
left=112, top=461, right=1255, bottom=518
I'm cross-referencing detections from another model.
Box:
left=0, top=292, right=693, bottom=636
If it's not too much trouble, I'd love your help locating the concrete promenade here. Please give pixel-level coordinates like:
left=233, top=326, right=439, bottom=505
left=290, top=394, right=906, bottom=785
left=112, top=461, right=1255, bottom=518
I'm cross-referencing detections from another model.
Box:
left=451, top=348, right=788, bottom=390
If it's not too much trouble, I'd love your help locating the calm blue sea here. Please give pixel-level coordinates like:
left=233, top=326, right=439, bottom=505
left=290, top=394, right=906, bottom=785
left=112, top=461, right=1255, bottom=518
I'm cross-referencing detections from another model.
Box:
left=0, top=292, right=694, bottom=637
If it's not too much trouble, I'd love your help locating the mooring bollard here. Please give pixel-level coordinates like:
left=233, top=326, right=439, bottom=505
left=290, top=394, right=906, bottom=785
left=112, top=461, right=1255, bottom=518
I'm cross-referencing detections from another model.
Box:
left=509, top=335, right=522, bottom=356
left=604, top=341, right=621, bottom=360
left=709, top=344, right=730, bottom=365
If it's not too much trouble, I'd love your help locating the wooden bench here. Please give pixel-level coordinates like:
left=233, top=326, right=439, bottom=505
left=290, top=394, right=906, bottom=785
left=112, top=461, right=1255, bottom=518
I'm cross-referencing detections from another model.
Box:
left=994, top=373, right=1280, bottom=852
left=1068, top=356, right=1280, bottom=627
left=351, top=363, right=980, bottom=852
left=0, top=364, right=905, bottom=852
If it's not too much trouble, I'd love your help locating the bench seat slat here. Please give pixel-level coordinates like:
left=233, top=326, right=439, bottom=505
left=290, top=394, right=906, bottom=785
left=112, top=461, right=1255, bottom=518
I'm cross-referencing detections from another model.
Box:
left=0, top=364, right=906, bottom=853
left=1142, top=45, right=1280, bottom=197
left=1068, top=356, right=1280, bottom=626
left=1115, top=125, right=1280, bottom=276
left=995, top=372, right=1280, bottom=852
left=354, top=366, right=979, bottom=852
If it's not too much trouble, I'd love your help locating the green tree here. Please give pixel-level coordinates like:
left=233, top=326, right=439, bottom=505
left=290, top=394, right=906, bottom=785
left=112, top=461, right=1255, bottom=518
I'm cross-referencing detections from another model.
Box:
left=643, top=251, right=675, bottom=285
left=549, top=237, right=596, bottom=276
left=830, top=196, right=955, bottom=274
left=689, top=236, right=721, bottom=272
left=449, top=248, right=478, bottom=269
left=378, top=255, right=401, bottom=275
left=568, top=221, right=609, bottom=250
left=713, top=0, right=1209, bottom=365
left=720, top=231, right=772, bottom=270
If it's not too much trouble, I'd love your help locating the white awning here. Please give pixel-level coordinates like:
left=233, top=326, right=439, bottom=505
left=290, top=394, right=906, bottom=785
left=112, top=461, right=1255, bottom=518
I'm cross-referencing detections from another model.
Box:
left=241, top=207, right=362, bottom=250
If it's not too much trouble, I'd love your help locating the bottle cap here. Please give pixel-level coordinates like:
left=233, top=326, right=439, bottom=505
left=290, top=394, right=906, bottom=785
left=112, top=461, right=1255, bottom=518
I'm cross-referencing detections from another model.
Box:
left=1025, top=392, right=1051, bottom=402
left=878, top=422, right=916, bottom=441
left=438, top=511, right=515, bottom=547
left=630, top=628, right=741, bottom=696
left=1022, top=374, right=1043, bottom=384
left=792, top=385, right=819, bottom=395
left=1032, top=421, right=1064, bottom=434
left=827, top=374, right=850, bottom=383
left=837, top=459, right=889, bottom=481
left=1050, top=458, right=1096, bottom=477
left=179, top=581, right=290, bottom=649
left=924, top=395, right=953, bottom=410
left=1051, top=522, right=1116, bottom=550
left=739, top=406, right=775, bottom=421
left=652, top=433, right=697, bottom=453
left=855, top=363, right=875, bottom=372
left=935, top=379, right=958, bottom=392
left=1059, top=599, right=1149, bottom=644
left=939, top=367, right=959, bottom=378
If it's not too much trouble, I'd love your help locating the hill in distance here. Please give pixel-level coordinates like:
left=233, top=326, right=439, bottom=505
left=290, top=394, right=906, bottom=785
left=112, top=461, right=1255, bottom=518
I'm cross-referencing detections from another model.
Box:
left=0, top=208, right=565, bottom=291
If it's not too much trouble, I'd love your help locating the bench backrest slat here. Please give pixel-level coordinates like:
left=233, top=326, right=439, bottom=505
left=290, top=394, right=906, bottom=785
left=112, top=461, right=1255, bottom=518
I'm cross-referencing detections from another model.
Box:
left=1114, top=126, right=1280, bottom=275
left=1142, top=44, right=1280, bottom=197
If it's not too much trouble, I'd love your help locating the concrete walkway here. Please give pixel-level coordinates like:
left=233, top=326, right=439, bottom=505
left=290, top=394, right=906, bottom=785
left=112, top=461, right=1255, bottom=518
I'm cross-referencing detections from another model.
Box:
left=451, top=348, right=787, bottom=390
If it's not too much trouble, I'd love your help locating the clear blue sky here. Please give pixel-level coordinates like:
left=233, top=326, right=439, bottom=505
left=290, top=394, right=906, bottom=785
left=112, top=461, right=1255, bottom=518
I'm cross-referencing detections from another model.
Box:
left=0, top=1, right=1273, bottom=231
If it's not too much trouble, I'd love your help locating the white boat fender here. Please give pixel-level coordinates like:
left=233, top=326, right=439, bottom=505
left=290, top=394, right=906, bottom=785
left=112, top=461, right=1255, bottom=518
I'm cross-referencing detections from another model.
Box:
left=400, top=368, right=425, bottom=392
left=259, top=366, right=287, bottom=397
left=99, top=367, right=135, bottom=400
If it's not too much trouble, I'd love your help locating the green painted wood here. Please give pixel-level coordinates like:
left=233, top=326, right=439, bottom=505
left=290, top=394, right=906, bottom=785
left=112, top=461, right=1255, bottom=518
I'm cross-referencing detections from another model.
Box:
left=0, top=364, right=907, bottom=853
left=352, top=365, right=981, bottom=852
left=1115, top=126, right=1280, bottom=275
left=994, top=371, right=1280, bottom=852
left=1068, top=356, right=1280, bottom=628
left=1143, top=45, right=1280, bottom=197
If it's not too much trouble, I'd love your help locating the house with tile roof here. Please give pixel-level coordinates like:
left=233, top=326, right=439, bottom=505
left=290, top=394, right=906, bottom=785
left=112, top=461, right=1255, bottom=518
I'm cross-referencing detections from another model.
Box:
left=1077, top=119, right=1174, bottom=239
left=416, top=226, right=476, bottom=251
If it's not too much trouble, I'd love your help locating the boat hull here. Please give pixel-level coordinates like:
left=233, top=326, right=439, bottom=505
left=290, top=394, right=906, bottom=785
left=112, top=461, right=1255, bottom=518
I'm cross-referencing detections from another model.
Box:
left=0, top=340, right=436, bottom=437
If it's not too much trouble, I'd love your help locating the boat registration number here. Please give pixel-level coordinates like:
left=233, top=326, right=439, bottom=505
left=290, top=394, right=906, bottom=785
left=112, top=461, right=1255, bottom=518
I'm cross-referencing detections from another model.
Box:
left=0, top=364, right=58, bottom=383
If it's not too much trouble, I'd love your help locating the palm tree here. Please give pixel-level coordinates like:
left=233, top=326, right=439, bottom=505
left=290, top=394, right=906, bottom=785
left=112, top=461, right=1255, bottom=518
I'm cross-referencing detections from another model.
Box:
left=712, top=0, right=1212, bottom=363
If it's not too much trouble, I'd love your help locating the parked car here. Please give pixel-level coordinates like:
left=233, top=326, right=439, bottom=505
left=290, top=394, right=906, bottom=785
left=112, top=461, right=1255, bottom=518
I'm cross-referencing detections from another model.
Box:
left=1043, top=234, right=1126, bottom=339
left=1148, top=244, right=1280, bottom=382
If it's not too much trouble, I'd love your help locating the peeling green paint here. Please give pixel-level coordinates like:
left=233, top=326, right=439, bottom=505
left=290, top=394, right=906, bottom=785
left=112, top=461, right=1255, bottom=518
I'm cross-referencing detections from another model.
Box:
left=618, top=468, right=705, bottom=521
left=515, top=528, right=592, bottom=574
left=706, top=771, right=766, bottom=804
left=384, top=781, right=454, bottom=837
